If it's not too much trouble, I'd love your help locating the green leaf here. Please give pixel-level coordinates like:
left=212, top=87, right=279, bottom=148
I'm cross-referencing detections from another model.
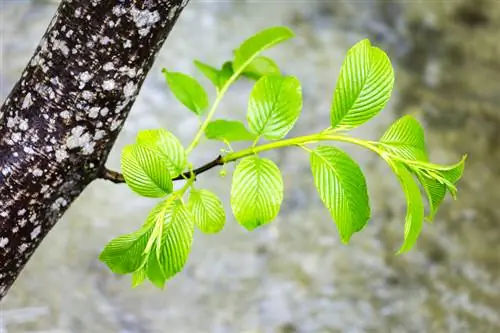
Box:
left=379, top=115, right=428, bottom=161
left=390, top=162, right=424, bottom=253
left=310, top=146, right=370, bottom=243
left=121, top=144, right=173, bottom=198
left=242, top=56, right=280, bottom=80
left=231, top=156, right=283, bottom=230
left=146, top=248, right=167, bottom=289
left=162, top=69, right=209, bottom=115
left=136, top=129, right=187, bottom=178
left=156, top=199, right=195, bottom=279
left=188, top=189, right=226, bottom=233
left=233, top=26, right=294, bottom=73
left=205, top=120, right=257, bottom=142
left=416, top=156, right=466, bottom=220
left=193, top=60, right=221, bottom=89
left=331, top=39, right=394, bottom=129
left=99, top=224, right=154, bottom=274
left=218, top=61, right=234, bottom=89
left=248, top=75, right=302, bottom=140
left=131, top=268, right=147, bottom=288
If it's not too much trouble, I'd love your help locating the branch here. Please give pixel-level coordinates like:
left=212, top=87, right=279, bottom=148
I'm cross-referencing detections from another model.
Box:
left=99, top=155, right=224, bottom=184
left=0, top=0, right=190, bottom=299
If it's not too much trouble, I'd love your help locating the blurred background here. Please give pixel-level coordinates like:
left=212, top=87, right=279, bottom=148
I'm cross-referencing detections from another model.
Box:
left=1, top=0, right=499, bottom=332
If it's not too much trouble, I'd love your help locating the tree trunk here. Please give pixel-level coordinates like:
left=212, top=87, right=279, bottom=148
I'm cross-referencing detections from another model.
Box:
left=0, top=0, right=189, bottom=299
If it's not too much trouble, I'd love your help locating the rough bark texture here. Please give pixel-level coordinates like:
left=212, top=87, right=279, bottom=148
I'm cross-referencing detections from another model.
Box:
left=0, top=0, right=189, bottom=299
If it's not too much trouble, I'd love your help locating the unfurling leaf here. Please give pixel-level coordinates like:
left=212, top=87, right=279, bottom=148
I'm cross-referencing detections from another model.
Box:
left=379, top=115, right=428, bottom=161
left=390, top=162, right=424, bottom=253
left=242, top=56, right=280, bottom=80
left=248, top=75, right=302, bottom=140
left=99, top=224, right=154, bottom=274
left=188, top=189, right=226, bottom=233
left=162, top=69, right=209, bottom=115
left=136, top=129, right=187, bottom=178
left=331, top=39, right=394, bottom=129
left=205, top=120, right=257, bottom=142
left=233, top=26, right=294, bottom=73
left=231, top=156, right=283, bottom=230
left=121, top=144, right=173, bottom=198
left=310, top=146, right=370, bottom=243
left=416, top=156, right=466, bottom=220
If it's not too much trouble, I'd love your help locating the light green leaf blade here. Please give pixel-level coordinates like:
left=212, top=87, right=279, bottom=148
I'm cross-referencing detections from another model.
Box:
left=136, top=129, right=187, bottom=178
left=99, top=224, right=153, bottom=274
left=146, top=248, right=167, bottom=289
left=131, top=268, right=147, bottom=288
left=331, top=39, right=394, bottom=129
left=205, top=120, right=257, bottom=142
left=121, top=144, right=173, bottom=198
left=242, top=56, right=280, bottom=80
left=416, top=156, right=466, bottom=220
left=248, top=75, right=302, bottom=140
left=231, top=156, right=283, bottom=230
left=157, top=200, right=195, bottom=279
left=188, top=189, right=226, bottom=233
left=233, top=26, right=294, bottom=73
left=193, top=60, right=221, bottom=89
left=162, top=69, right=209, bottom=115
left=379, top=115, right=428, bottom=161
left=391, top=162, right=425, bottom=253
left=218, top=61, right=234, bottom=89
left=310, top=146, right=370, bottom=243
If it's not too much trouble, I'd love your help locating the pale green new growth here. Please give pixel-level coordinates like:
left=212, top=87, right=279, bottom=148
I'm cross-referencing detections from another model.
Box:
left=100, top=26, right=466, bottom=288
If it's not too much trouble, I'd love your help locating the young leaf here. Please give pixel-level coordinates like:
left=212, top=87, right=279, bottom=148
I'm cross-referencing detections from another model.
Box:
left=310, top=146, right=370, bottom=243
left=99, top=224, right=153, bottom=274
left=205, top=119, right=257, bottom=142
left=188, top=189, right=226, bottom=233
left=136, top=129, right=187, bottom=178
left=242, top=56, right=280, bottom=80
left=193, top=60, right=221, bottom=89
left=218, top=61, right=234, bottom=89
left=231, top=156, right=283, bottom=230
left=233, top=26, right=294, bottom=73
left=390, top=162, right=425, bottom=253
left=156, top=199, right=195, bottom=279
left=379, top=115, right=428, bottom=161
left=121, top=144, right=173, bottom=198
left=146, top=248, right=167, bottom=289
left=131, top=267, right=147, bottom=288
left=416, top=156, right=466, bottom=220
left=331, top=39, right=394, bottom=130
left=248, top=75, right=302, bottom=140
left=162, top=69, right=209, bottom=115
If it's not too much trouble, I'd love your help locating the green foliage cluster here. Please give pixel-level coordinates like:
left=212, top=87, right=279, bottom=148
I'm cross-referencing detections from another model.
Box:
left=99, top=27, right=466, bottom=288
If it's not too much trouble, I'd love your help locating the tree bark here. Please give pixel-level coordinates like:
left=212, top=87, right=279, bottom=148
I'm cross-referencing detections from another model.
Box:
left=0, top=0, right=189, bottom=299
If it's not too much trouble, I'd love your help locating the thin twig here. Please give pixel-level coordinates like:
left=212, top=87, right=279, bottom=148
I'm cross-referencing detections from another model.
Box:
left=98, top=155, right=225, bottom=184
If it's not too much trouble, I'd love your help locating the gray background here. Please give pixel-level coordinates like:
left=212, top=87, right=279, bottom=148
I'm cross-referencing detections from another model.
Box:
left=1, top=0, right=499, bottom=332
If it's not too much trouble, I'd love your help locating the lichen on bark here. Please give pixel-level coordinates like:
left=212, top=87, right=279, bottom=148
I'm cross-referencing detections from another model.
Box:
left=0, top=0, right=189, bottom=299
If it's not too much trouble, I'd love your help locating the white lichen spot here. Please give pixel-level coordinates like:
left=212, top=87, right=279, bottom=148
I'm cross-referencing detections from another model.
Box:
left=130, top=8, right=160, bottom=29
left=123, top=81, right=137, bottom=98
left=18, top=209, right=27, bottom=216
left=100, top=36, right=112, bottom=45
left=74, top=7, right=82, bottom=18
left=82, top=141, right=95, bottom=155
left=22, top=93, right=33, bottom=109
left=55, top=149, right=68, bottom=162
left=89, top=107, right=100, bottom=118
left=31, top=226, right=42, bottom=240
left=110, top=119, right=122, bottom=131
left=52, top=39, right=70, bottom=57
left=19, top=119, right=29, bottom=131
left=19, top=243, right=29, bottom=254
left=102, top=79, right=116, bottom=91
left=41, top=185, right=50, bottom=193
left=168, top=5, right=179, bottom=20
left=103, top=62, right=115, bottom=71
left=82, top=90, right=95, bottom=101
left=80, top=71, right=93, bottom=83
left=51, top=197, right=68, bottom=211
left=94, top=130, right=106, bottom=140
left=32, top=169, right=43, bottom=177
left=6, top=117, right=17, bottom=128
left=11, top=133, right=21, bottom=143
left=123, top=39, right=132, bottom=48
left=60, top=111, right=71, bottom=119
left=100, top=107, right=109, bottom=117
left=0, top=237, right=8, bottom=248
left=112, top=5, right=126, bottom=17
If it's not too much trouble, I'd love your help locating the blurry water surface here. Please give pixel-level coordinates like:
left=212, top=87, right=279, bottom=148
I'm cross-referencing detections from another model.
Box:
left=1, top=1, right=499, bottom=332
